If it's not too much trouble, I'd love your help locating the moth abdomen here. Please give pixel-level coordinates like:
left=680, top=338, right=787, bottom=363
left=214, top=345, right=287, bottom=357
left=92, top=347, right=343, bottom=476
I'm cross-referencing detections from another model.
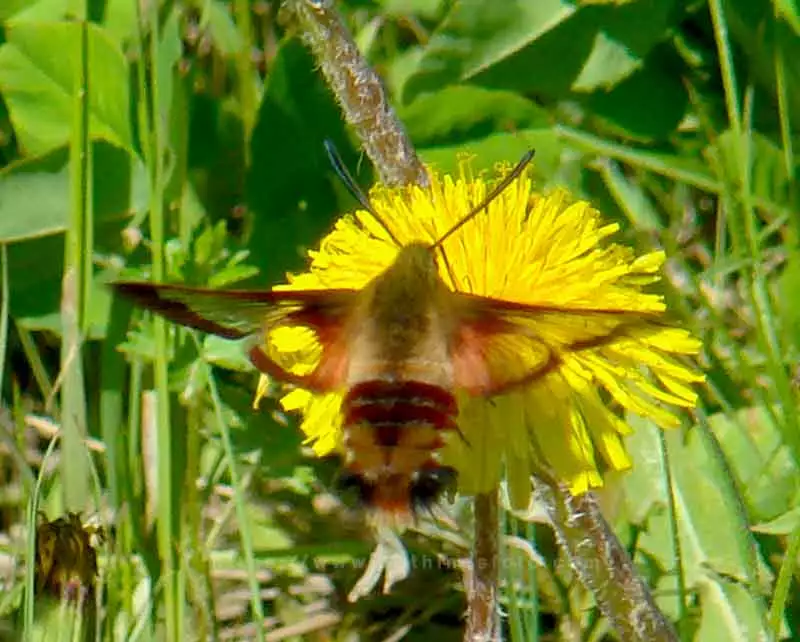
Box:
left=341, top=380, right=458, bottom=519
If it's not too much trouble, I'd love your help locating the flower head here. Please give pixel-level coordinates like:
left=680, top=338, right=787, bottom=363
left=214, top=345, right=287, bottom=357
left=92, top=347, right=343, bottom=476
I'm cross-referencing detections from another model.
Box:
left=255, top=161, right=703, bottom=509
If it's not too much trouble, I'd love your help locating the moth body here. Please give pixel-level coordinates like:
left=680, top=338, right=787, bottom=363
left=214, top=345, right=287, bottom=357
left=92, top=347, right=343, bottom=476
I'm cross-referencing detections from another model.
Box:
left=339, top=243, right=459, bottom=520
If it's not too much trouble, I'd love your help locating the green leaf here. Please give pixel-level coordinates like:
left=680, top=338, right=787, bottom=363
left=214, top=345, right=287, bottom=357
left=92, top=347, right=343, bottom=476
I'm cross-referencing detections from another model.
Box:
left=3, top=143, right=147, bottom=332
left=404, top=0, right=678, bottom=102
left=695, top=577, right=776, bottom=642
left=706, top=405, right=800, bottom=524
left=400, top=85, right=549, bottom=146
left=625, top=418, right=765, bottom=590
left=404, top=0, right=577, bottom=100
left=751, top=505, right=800, bottom=535
left=585, top=48, right=689, bottom=140
left=621, top=415, right=667, bottom=524
left=0, top=142, right=147, bottom=243
left=726, top=0, right=800, bottom=126
left=0, top=0, right=67, bottom=22
left=246, top=38, right=356, bottom=286
left=0, top=20, right=133, bottom=156
left=101, top=0, right=138, bottom=45
left=571, top=29, right=640, bottom=92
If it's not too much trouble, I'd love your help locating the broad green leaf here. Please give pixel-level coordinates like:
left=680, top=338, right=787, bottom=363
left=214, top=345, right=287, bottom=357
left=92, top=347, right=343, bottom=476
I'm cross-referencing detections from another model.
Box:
left=695, top=577, right=776, bottom=642
left=404, top=0, right=577, bottom=100
left=621, top=415, right=667, bottom=524
left=0, top=20, right=133, bottom=155
left=203, top=335, right=254, bottom=372
left=400, top=85, right=549, bottom=146
left=0, top=142, right=147, bottom=243
left=404, top=0, right=678, bottom=101
left=625, top=418, right=764, bottom=590
left=387, top=45, right=426, bottom=103
left=246, top=38, right=355, bottom=286
left=707, top=406, right=800, bottom=524
left=571, top=30, right=639, bottom=92
left=0, top=0, right=67, bottom=22
left=751, top=505, right=800, bottom=535
left=3, top=143, right=147, bottom=332
left=726, top=0, right=800, bottom=125
left=0, top=0, right=37, bottom=21
left=0, top=152, right=70, bottom=242
left=584, top=49, right=689, bottom=140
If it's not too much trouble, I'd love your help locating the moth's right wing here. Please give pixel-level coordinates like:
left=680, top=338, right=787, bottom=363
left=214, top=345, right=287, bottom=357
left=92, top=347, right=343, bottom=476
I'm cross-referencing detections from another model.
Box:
left=113, top=282, right=360, bottom=392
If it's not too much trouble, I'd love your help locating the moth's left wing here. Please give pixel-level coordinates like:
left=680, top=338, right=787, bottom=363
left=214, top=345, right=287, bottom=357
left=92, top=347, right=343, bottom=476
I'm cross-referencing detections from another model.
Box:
left=113, top=282, right=360, bottom=392
left=450, top=293, right=661, bottom=396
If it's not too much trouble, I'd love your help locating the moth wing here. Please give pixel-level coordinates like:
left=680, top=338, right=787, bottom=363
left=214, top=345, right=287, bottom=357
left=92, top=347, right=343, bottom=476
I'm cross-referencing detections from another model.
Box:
left=113, top=282, right=360, bottom=392
left=450, top=294, right=660, bottom=396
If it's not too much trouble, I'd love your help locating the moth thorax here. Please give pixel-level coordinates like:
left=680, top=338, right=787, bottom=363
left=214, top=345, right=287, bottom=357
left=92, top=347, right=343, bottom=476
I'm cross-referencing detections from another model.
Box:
left=364, top=243, right=452, bottom=368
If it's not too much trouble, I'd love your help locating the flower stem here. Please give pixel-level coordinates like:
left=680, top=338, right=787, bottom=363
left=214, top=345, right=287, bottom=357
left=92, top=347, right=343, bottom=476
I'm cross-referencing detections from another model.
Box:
left=534, top=477, right=678, bottom=642
left=282, top=0, right=429, bottom=186
left=464, top=490, right=501, bottom=642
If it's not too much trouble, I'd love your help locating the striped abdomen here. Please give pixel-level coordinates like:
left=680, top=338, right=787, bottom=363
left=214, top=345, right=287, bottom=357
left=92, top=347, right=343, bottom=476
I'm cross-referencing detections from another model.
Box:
left=340, top=380, right=458, bottom=519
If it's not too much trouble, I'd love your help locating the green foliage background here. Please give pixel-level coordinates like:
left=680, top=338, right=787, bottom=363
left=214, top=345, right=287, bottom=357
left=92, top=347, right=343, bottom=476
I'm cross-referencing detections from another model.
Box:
left=0, top=0, right=799, bottom=639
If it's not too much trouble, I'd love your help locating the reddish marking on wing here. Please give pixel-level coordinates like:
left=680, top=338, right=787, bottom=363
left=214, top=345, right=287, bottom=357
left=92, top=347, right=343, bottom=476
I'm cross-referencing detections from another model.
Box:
left=248, top=336, right=350, bottom=393
left=450, top=293, right=659, bottom=396
left=114, top=281, right=357, bottom=393
left=452, top=322, right=561, bottom=396
left=451, top=310, right=524, bottom=395
left=247, top=345, right=311, bottom=388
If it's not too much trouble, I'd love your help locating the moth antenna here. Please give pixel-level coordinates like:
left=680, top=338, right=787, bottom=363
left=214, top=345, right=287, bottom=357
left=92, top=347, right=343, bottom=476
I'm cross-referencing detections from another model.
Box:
left=324, top=140, right=402, bottom=247
left=430, top=149, right=535, bottom=251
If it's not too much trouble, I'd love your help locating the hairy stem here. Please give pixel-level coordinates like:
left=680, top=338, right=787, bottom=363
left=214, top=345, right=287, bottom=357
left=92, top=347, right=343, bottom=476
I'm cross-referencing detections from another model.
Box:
left=534, top=478, right=678, bottom=642
left=465, top=490, right=501, bottom=642
left=282, top=0, right=428, bottom=186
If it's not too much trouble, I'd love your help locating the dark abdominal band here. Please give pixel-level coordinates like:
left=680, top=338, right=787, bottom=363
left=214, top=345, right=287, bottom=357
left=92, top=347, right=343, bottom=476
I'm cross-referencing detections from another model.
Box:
left=340, top=380, right=459, bottom=509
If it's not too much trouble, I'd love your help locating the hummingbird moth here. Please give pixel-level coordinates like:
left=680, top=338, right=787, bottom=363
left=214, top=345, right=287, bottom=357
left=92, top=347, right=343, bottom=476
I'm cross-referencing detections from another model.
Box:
left=114, top=149, right=653, bottom=521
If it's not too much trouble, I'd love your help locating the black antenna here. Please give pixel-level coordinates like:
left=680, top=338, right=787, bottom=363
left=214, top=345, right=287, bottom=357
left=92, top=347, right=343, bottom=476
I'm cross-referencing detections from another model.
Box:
left=324, top=140, right=402, bottom=247
left=431, top=149, right=535, bottom=250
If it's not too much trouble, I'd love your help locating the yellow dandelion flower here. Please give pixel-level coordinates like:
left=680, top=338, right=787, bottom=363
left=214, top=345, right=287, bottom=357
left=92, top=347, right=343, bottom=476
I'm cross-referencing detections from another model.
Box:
left=254, top=160, right=703, bottom=510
